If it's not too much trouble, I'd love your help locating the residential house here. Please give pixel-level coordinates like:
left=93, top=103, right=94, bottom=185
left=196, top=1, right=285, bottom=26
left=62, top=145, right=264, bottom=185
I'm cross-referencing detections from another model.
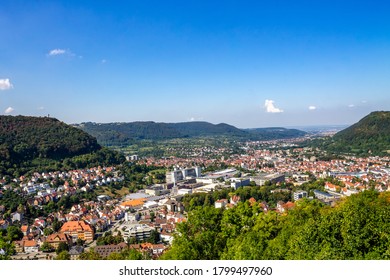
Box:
left=215, top=199, right=228, bottom=209
left=293, top=190, right=308, bottom=201
left=59, top=221, right=94, bottom=243
left=0, top=220, right=9, bottom=230
left=325, top=182, right=340, bottom=192
left=248, top=197, right=257, bottom=206
left=69, top=245, right=84, bottom=260
left=230, top=195, right=241, bottom=206
left=11, top=212, right=24, bottom=223
left=163, top=199, right=183, bottom=213
left=14, top=240, right=25, bottom=253
left=277, top=201, right=295, bottom=213
left=33, top=219, right=46, bottom=228
left=21, top=225, right=30, bottom=236
left=152, top=244, right=165, bottom=255
left=23, top=240, right=39, bottom=253
left=46, top=233, right=72, bottom=249
left=259, top=201, right=269, bottom=212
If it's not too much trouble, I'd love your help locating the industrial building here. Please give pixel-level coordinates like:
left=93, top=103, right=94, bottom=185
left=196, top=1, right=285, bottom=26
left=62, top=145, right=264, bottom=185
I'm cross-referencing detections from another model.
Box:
left=166, top=166, right=202, bottom=184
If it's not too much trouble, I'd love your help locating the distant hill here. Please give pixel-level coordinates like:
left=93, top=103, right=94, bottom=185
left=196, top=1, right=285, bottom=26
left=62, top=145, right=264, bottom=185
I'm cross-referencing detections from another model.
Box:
left=244, top=127, right=307, bottom=140
left=75, top=121, right=307, bottom=146
left=0, top=116, right=124, bottom=176
left=315, top=111, right=390, bottom=156
left=171, top=121, right=248, bottom=138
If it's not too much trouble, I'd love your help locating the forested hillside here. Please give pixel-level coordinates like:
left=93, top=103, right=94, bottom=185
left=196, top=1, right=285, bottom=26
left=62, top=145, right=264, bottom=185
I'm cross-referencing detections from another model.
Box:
left=244, top=127, right=307, bottom=140
left=75, top=121, right=307, bottom=146
left=162, top=190, right=390, bottom=260
left=0, top=116, right=124, bottom=176
left=313, top=111, right=390, bottom=156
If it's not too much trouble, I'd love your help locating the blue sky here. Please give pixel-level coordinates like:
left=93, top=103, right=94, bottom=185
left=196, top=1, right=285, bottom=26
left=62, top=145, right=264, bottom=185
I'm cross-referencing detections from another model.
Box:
left=1, top=0, right=389, bottom=128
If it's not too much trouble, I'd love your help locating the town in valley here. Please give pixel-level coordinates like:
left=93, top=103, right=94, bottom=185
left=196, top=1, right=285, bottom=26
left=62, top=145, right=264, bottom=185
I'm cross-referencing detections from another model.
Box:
left=1, top=127, right=389, bottom=260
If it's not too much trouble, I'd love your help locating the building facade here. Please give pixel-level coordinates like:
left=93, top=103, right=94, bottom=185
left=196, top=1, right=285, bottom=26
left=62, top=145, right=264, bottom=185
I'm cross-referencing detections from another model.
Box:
left=59, top=221, right=94, bottom=243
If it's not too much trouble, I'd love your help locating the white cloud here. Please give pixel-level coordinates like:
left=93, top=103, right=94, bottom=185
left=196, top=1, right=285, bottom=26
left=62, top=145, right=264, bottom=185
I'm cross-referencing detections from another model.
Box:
left=264, top=99, right=283, bottom=113
left=0, top=79, right=13, bottom=90
left=48, top=49, right=67, bottom=56
left=308, top=106, right=317, bottom=110
left=4, top=107, right=14, bottom=114
left=37, top=106, right=45, bottom=110
left=348, top=104, right=355, bottom=108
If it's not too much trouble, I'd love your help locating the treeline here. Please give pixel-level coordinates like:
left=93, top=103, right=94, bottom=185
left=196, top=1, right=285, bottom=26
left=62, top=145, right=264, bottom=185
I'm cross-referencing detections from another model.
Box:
left=162, top=190, right=390, bottom=260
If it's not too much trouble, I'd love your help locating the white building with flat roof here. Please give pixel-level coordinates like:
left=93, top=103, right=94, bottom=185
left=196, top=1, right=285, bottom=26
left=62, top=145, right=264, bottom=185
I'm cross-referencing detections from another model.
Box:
left=293, top=190, right=308, bottom=201
left=122, top=223, right=153, bottom=241
left=166, top=167, right=202, bottom=184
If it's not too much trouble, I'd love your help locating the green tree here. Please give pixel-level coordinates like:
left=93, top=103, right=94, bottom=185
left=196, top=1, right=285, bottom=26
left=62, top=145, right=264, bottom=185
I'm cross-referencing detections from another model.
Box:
left=56, top=242, right=69, bottom=254
left=76, top=238, right=85, bottom=246
left=146, top=230, right=160, bottom=244
left=150, top=211, right=155, bottom=222
left=123, top=248, right=145, bottom=260
left=40, top=241, right=54, bottom=252
left=78, top=248, right=102, bottom=260
left=162, top=206, right=224, bottom=260
left=7, top=226, right=23, bottom=241
left=0, top=236, right=15, bottom=259
left=55, top=251, right=70, bottom=260
left=107, top=252, right=123, bottom=260
left=222, top=212, right=282, bottom=260
left=43, top=228, right=54, bottom=236
left=52, top=219, right=63, bottom=232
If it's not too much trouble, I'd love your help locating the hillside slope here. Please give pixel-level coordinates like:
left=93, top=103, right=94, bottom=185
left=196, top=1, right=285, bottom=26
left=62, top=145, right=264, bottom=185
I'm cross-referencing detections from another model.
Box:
left=0, top=116, right=123, bottom=175
left=320, top=111, right=390, bottom=155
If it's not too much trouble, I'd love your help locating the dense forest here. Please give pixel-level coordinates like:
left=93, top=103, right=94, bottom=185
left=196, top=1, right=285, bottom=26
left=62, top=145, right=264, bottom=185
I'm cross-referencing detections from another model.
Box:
left=74, top=121, right=307, bottom=146
left=0, top=116, right=124, bottom=176
left=162, top=190, right=390, bottom=260
left=311, top=111, right=390, bottom=156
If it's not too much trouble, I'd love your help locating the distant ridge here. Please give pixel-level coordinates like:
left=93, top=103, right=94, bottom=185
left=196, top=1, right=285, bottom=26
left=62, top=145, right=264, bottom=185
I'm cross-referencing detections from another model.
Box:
left=244, top=127, right=307, bottom=140
left=74, top=121, right=307, bottom=146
